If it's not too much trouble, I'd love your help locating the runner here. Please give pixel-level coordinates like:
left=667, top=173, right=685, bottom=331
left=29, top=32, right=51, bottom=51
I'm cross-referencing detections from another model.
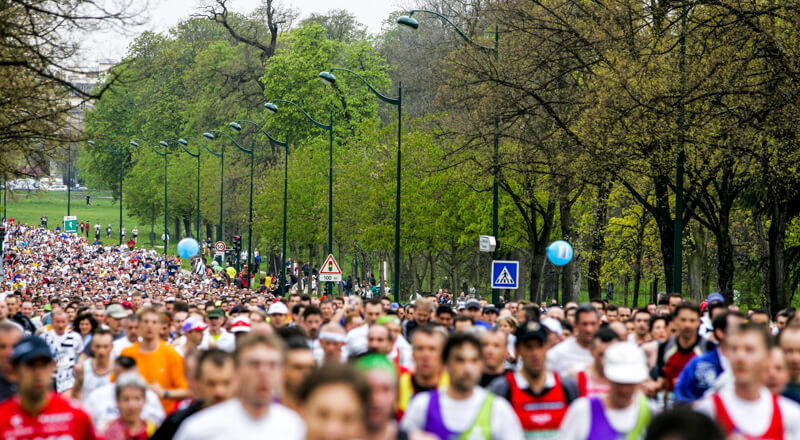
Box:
left=0, top=321, right=23, bottom=402
left=547, top=304, right=600, bottom=376
left=298, top=363, right=371, bottom=440
left=202, top=308, right=234, bottom=352
left=0, top=335, right=98, bottom=439
left=151, top=349, right=236, bottom=440
left=489, top=320, right=579, bottom=438
left=120, top=306, right=189, bottom=413
left=72, top=328, right=114, bottom=402
left=558, top=342, right=656, bottom=439
left=695, top=323, right=800, bottom=437
left=570, top=327, right=621, bottom=398
left=174, top=333, right=306, bottom=439
left=401, top=332, right=523, bottom=439
left=102, top=372, right=158, bottom=439
left=42, top=309, right=83, bottom=393
left=397, top=325, right=450, bottom=419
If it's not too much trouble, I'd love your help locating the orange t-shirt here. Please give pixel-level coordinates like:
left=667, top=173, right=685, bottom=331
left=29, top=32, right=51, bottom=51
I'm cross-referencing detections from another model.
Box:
left=120, top=341, right=187, bottom=414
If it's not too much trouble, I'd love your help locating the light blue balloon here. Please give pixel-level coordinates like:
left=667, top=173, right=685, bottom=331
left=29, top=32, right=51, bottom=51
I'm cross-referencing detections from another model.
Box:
left=547, top=240, right=574, bottom=266
left=177, top=238, right=200, bottom=259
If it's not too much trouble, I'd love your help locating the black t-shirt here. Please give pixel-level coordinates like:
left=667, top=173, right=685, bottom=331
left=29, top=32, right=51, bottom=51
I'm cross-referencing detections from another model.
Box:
left=411, top=374, right=438, bottom=394
left=151, top=400, right=204, bottom=440
left=480, top=369, right=514, bottom=388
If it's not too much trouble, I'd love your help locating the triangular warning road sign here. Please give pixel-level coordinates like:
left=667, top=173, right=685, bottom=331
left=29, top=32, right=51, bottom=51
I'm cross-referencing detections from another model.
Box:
left=319, top=254, right=342, bottom=275
left=495, top=267, right=514, bottom=285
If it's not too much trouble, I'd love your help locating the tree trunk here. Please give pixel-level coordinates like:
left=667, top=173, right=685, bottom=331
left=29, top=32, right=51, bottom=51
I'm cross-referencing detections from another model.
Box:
left=559, top=191, right=578, bottom=304
left=652, top=175, right=675, bottom=293
left=587, top=183, right=611, bottom=300
left=754, top=210, right=770, bottom=302
left=768, top=201, right=789, bottom=317
left=182, top=216, right=193, bottom=238
left=687, top=226, right=705, bottom=302
left=528, top=202, right=556, bottom=303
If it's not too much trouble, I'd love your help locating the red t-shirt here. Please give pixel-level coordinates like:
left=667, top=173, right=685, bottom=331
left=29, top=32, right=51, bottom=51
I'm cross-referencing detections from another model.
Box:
left=0, top=393, right=98, bottom=440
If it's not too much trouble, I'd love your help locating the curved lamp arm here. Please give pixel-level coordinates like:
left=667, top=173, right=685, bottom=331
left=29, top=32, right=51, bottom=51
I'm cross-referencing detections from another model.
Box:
left=268, top=99, right=332, bottom=131
left=400, top=9, right=497, bottom=54
left=180, top=136, right=222, bottom=158
left=322, top=68, right=400, bottom=105
left=130, top=139, right=166, bottom=157
left=209, top=129, right=252, bottom=154
left=163, top=139, right=198, bottom=158
left=233, top=120, right=289, bottom=147
left=88, top=139, right=124, bottom=156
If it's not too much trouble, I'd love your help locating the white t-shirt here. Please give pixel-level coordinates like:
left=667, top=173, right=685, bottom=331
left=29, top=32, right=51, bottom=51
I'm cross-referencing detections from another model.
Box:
left=557, top=393, right=659, bottom=440
left=174, top=398, right=305, bottom=440
left=84, top=382, right=165, bottom=432
left=80, top=358, right=111, bottom=404
left=111, top=336, right=135, bottom=361
left=200, top=329, right=235, bottom=352
left=400, top=387, right=524, bottom=439
left=694, top=385, right=800, bottom=438
left=42, top=329, right=83, bottom=392
left=545, top=337, right=593, bottom=376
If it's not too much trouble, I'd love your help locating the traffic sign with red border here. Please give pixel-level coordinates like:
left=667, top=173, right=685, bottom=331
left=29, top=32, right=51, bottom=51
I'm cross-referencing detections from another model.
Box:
left=319, top=254, right=342, bottom=282
left=214, top=241, right=226, bottom=252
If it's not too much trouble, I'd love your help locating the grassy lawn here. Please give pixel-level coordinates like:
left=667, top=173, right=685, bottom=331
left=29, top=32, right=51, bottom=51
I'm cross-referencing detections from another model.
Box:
left=2, top=189, right=171, bottom=249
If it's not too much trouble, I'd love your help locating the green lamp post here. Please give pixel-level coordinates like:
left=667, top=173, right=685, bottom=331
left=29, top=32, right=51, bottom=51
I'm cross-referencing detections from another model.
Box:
left=207, top=128, right=254, bottom=273
left=130, top=140, right=169, bottom=255
left=181, top=135, right=223, bottom=253
left=318, top=68, right=402, bottom=302
left=398, top=10, right=501, bottom=303
left=88, top=140, right=126, bottom=245
left=230, top=119, right=289, bottom=294
left=264, top=100, right=335, bottom=296
left=165, top=138, right=200, bottom=241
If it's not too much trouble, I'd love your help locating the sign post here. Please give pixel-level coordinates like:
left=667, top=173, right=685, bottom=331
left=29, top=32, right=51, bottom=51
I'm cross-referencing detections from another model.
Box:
left=63, top=216, right=77, bottom=233
left=319, top=253, right=342, bottom=282
left=214, top=241, right=226, bottom=266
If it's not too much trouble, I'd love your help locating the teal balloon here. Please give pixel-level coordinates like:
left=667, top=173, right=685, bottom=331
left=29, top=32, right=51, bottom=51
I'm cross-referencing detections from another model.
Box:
left=547, top=240, right=573, bottom=266
left=177, top=238, right=200, bottom=259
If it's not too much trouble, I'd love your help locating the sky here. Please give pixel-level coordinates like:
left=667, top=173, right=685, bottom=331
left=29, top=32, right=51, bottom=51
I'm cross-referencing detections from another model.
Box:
left=80, top=0, right=402, bottom=63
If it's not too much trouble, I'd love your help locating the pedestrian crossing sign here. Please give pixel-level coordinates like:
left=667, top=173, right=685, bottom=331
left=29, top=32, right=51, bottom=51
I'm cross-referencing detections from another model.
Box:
left=491, top=260, right=519, bottom=289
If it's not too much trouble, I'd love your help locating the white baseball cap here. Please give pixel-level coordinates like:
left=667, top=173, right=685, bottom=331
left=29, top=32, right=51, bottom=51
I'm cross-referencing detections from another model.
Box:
left=603, top=342, right=648, bottom=384
left=268, top=302, right=288, bottom=315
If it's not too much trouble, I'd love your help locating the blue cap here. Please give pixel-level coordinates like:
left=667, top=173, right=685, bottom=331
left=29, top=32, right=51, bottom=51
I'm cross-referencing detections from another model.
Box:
left=706, top=292, right=724, bottom=304
left=390, top=302, right=400, bottom=310
left=11, top=335, right=53, bottom=365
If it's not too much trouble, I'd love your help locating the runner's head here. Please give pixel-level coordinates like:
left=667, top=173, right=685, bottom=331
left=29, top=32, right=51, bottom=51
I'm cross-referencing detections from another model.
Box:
left=633, top=309, right=651, bottom=338
left=0, top=321, right=23, bottom=373
left=644, top=407, right=724, bottom=440
left=574, top=304, right=600, bottom=347
left=767, top=345, right=790, bottom=396
left=90, top=328, right=114, bottom=361
left=234, top=332, right=287, bottom=408
left=727, top=322, right=772, bottom=387
left=443, top=332, right=483, bottom=394
left=115, top=372, right=147, bottom=425
left=673, top=302, right=701, bottom=340
left=276, top=330, right=315, bottom=399
left=480, top=328, right=507, bottom=373
left=354, top=354, right=397, bottom=434
left=51, top=309, right=68, bottom=333
left=300, top=306, right=322, bottom=340
left=319, top=323, right=346, bottom=362
left=364, top=298, right=384, bottom=326
left=411, top=325, right=446, bottom=381
left=603, top=342, right=648, bottom=409
left=137, top=306, right=161, bottom=342
left=366, top=324, right=392, bottom=355
left=195, top=348, right=235, bottom=407
left=298, top=363, right=370, bottom=440
left=11, top=335, right=55, bottom=405
left=778, top=325, right=800, bottom=383
left=515, top=321, right=550, bottom=379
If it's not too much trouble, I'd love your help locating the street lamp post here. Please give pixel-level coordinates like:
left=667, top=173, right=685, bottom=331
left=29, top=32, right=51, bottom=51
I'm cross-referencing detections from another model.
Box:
left=230, top=119, right=289, bottom=293
left=169, top=139, right=201, bottom=241
left=181, top=136, right=223, bottom=250
left=130, top=140, right=169, bottom=255
left=318, top=69, right=402, bottom=303
left=66, top=146, right=71, bottom=216
left=207, top=128, right=254, bottom=274
left=398, top=10, right=501, bottom=304
left=264, top=100, right=334, bottom=296
left=88, top=140, right=125, bottom=245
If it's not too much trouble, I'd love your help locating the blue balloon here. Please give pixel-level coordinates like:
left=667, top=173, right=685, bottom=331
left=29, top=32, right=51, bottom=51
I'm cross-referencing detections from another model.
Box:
left=177, top=238, right=200, bottom=259
left=547, top=240, right=574, bottom=266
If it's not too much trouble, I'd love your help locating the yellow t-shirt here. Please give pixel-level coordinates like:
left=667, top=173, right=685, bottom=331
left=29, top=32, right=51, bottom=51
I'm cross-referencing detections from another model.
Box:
left=120, top=341, right=187, bottom=413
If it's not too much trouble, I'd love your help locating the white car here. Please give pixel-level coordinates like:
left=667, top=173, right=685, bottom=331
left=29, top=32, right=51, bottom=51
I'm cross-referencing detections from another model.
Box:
left=48, top=184, right=67, bottom=191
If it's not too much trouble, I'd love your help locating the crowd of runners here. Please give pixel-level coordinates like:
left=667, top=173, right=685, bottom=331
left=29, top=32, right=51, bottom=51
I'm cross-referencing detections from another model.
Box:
left=0, top=222, right=798, bottom=439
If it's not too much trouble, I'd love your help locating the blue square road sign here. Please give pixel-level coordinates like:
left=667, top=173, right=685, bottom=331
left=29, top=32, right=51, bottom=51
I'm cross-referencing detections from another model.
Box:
left=492, top=260, right=519, bottom=289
